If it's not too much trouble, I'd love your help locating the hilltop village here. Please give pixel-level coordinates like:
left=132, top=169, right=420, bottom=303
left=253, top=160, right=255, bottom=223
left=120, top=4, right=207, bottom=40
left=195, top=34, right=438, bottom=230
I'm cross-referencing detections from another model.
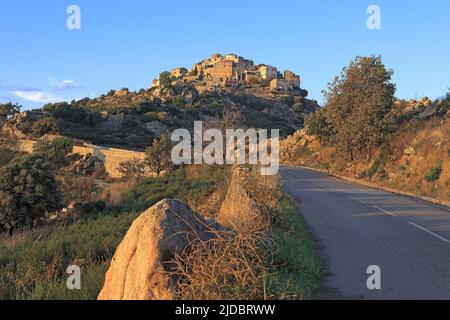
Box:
left=151, top=53, right=301, bottom=93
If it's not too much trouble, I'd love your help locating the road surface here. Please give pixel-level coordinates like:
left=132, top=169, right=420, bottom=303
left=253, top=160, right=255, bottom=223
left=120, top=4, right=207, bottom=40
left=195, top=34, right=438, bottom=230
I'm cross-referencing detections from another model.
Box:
left=280, top=166, right=450, bottom=300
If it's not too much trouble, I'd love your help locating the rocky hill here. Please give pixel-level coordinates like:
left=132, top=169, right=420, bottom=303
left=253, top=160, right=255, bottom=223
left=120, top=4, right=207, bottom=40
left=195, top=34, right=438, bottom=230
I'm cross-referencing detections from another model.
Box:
left=2, top=82, right=319, bottom=150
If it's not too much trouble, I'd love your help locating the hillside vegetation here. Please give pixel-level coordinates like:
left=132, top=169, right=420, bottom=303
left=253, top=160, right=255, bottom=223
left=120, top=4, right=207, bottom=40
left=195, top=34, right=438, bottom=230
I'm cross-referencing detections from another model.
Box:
left=2, top=83, right=318, bottom=150
left=282, top=56, right=449, bottom=202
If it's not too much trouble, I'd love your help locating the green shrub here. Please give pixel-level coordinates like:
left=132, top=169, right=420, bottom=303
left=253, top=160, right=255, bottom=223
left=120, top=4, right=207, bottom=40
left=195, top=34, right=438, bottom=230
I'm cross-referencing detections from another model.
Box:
left=31, top=117, right=57, bottom=137
left=0, top=147, right=18, bottom=167
left=33, top=137, right=73, bottom=169
left=0, top=154, right=60, bottom=233
left=425, top=165, right=442, bottom=182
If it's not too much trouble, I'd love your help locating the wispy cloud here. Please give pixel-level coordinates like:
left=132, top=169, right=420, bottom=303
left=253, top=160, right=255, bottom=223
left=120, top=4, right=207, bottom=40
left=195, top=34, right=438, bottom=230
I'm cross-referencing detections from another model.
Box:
left=0, top=84, right=41, bottom=92
left=12, top=90, right=64, bottom=103
left=48, top=76, right=81, bottom=91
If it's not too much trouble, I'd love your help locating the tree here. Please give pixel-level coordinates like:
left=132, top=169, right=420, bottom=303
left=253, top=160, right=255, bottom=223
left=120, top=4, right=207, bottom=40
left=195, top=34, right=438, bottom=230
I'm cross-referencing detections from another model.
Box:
left=33, top=136, right=73, bottom=169
left=159, top=71, right=173, bottom=88
left=118, top=158, right=146, bottom=180
left=0, top=102, right=21, bottom=121
left=323, top=55, right=396, bottom=160
left=306, top=108, right=334, bottom=144
left=145, top=135, right=174, bottom=176
left=0, top=154, right=60, bottom=233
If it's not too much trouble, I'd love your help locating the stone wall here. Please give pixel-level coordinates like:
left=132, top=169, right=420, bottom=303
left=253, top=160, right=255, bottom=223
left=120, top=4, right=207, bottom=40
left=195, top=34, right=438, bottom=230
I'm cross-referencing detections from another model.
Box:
left=19, top=139, right=145, bottom=179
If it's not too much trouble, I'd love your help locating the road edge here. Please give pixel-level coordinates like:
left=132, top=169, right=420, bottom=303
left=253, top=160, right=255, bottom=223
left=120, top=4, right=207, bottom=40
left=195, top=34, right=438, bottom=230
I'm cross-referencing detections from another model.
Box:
left=281, top=164, right=450, bottom=209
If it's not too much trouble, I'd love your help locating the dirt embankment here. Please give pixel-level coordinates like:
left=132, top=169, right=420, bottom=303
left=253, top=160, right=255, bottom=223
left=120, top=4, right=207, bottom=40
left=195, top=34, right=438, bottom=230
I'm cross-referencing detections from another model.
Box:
left=282, top=117, right=450, bottom=203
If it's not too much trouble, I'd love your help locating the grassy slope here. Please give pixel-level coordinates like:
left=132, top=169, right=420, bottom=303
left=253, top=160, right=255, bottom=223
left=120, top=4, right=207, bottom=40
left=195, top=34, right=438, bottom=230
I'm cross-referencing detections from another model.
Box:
left=0, top=166, right=229, bottom=300
left=267, top=197, right=326, bottom=299
left=0, top=165, right=325, bottom=300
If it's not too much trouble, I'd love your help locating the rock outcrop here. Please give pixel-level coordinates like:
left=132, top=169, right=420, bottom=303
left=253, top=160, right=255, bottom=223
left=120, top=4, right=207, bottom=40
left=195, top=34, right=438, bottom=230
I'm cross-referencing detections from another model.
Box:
left=98, top=199, right=215, bottom=300
left=218, top=167, right=266, bottom=233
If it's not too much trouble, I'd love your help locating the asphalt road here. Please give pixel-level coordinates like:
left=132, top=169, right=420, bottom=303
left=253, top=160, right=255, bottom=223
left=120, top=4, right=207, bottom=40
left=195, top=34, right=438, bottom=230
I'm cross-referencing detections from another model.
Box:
left=280, top=166, right=450, bottom=300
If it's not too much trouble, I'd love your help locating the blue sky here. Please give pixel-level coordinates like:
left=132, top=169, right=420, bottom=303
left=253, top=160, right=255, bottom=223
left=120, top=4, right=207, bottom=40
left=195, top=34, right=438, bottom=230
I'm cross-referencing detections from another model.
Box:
left=0, top=0, right=449, bottom=109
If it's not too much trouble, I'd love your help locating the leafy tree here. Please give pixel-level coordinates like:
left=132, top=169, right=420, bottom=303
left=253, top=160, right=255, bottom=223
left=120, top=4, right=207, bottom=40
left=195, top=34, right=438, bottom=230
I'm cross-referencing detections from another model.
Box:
left=0, top=154, right=60, bottom=233
left=0, top=102, right=21, bottom=121
left=323, top=55, right=396, bottom=160
left=118, top=158, right=146, bottom=180
left=159, top=71, right=173, bottom=88
left=306, top=108, right=334, bottom=144
left=145, top=135, right=174, bottom=176
left=33, top=136, right=73, bottom=169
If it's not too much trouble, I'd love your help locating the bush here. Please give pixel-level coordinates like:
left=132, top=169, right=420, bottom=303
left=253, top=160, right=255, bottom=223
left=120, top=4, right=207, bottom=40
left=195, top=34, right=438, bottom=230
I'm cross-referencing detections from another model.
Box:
left=0, top=147, right=18, bottom=167
left=31, top=117, right=58, bottom=137
left=141, top=111, right=168, bottom=123
left=33, top=137, right=73, bottom=169
left=145, top=135, right=174, bottom=176
left=425, top=165, right=442, bottom=182
left=118, top=158, right=146, bottom=180
left=170, top=96, right=185, bottom=107
left=0, top=154, right=60, bottom=233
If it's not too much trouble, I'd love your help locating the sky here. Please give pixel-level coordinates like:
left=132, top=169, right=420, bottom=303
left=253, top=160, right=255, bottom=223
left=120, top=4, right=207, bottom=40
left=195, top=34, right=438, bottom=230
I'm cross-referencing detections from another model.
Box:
left=0, top=0, right=449, bottom=109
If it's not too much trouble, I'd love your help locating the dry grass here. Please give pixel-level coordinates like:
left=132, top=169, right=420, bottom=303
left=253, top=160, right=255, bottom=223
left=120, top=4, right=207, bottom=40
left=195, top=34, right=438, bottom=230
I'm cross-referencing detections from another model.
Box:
left=282, top=117, right=449, bottom=201
left=168, top=166, right=325, bottom=300
left=98, top=179, right=139, bottom=205
left=170, top=230, right=274, bottom=300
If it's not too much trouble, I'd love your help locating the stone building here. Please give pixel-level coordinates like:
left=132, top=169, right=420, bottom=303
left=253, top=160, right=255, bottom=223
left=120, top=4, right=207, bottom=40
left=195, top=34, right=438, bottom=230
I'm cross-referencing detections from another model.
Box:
left=171, top=67, right=188, bottom=78
left=204, top=60, right=236, bottom=82
left=150, top=53, right=301, bottom=91
left=270, top=78, right=291, bottom=91
left=245, top=69, right=262, bottom=83
left=259, top=64, right=278, bottom=80
left=284, top=70, right=301, bottom=88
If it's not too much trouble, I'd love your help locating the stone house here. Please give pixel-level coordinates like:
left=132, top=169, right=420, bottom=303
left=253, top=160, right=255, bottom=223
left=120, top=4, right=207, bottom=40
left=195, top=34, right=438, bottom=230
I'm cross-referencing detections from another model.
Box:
left=204, top=60, right=236, bottom=82
left=171, top=67, right=188, bottom=78
left=270, top=78, right=291, bottom=91
left=245, top=69, right=262, bottom=83
left=259, top=64, right=278, bottom=80
left=284, top=70, right=301, bottom=88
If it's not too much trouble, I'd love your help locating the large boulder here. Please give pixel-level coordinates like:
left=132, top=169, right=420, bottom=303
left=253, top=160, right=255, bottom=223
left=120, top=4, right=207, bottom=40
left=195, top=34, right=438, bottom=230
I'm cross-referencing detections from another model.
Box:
left=98, top=199, right=215, bottom=300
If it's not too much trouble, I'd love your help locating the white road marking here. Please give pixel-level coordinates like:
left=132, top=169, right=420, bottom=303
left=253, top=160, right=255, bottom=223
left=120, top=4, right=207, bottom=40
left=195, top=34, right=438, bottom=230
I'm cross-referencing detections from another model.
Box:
left=350, top=196, right=367, bottom=204
left=408, top=222, right=450, bottom=243
left=373, top=205, right=397, bottom=217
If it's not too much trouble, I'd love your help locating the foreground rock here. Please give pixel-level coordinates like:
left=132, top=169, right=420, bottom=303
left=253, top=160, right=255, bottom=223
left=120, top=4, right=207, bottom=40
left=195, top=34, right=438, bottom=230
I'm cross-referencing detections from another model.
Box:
left=98, top=199, right=215, bottom=300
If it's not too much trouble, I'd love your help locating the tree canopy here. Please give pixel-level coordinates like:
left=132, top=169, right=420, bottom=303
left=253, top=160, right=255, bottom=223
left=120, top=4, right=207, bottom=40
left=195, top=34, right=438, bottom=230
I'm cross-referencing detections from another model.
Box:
left=0, top=102, right=21, bottom=120
left=319, top=55, right=396, bottom=159
left=0, top=154, right=60, bottom=233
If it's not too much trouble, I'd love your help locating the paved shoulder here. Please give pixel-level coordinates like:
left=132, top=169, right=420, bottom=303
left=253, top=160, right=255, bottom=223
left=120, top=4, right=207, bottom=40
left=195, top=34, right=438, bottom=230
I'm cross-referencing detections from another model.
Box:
left=280, top=166, right=450, bottom=299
